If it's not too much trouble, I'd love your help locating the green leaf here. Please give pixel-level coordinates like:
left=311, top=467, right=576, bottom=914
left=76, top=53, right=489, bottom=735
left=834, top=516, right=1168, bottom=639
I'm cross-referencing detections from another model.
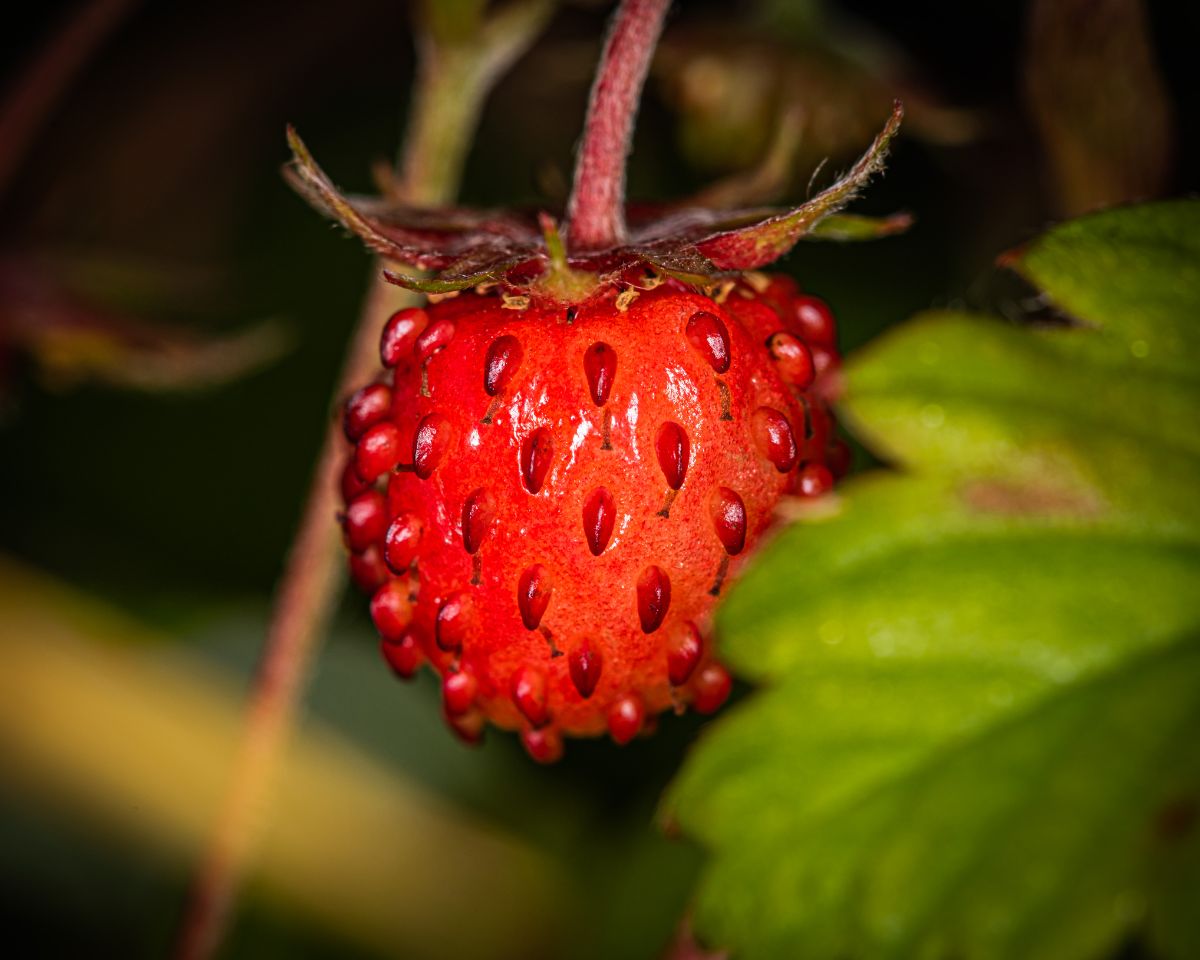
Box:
left=843, top=310, right=1200, bottom=529
left=665, top=200, right=1200, bottom=959
left=1015, top=199, right=1200, bottom=376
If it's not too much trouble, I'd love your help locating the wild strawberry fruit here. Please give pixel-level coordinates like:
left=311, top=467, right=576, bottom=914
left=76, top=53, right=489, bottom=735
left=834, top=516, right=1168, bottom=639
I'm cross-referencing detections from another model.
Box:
left=334, top=272, right=843, bottom=757
left=289, top=0, right=903, bottom=759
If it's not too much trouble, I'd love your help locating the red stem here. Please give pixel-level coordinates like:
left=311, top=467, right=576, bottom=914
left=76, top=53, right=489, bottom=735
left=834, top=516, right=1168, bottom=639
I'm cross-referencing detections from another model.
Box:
left=565, top=0, right=671, bottom=252
left=173, top=276, right=391, bottom=960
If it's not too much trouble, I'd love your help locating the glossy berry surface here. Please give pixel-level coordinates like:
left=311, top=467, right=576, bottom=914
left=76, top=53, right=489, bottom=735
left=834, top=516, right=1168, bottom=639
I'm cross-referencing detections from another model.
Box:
left=340, top=275, right=842, bottom=759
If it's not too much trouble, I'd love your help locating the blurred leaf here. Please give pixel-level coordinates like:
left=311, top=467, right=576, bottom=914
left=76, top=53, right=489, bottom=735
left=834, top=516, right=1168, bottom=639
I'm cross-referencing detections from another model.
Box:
left=665, top=201, right=1200, bottom=959
left=654, top=17, right=976, bottom=184
left=1025, top=0, right=1174, bottom=216
left=688, top=105, right=805, bottom=210
left=695, top=102, right=903, bottom=270
left=0, top=555, right=569, bottom=960
left=418, top=0, right=488, bottom=45
left=1012, top=199, right=1200, bottom=373
left=805, top=211, right=913, bottom=242
left=686, top=104, right=912, bottom=245
left=0, top=254, right=289, bottom=392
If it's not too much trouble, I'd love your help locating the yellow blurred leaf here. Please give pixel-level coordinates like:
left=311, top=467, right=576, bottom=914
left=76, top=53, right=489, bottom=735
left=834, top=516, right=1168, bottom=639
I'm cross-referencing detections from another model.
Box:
left=0, top=556, right=569, bottom=959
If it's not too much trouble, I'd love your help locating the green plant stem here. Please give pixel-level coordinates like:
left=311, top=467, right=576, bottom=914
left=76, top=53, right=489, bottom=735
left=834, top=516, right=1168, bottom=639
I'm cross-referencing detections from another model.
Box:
left=173, top=6, right=551, bottom=958
left=398, top=0, right=555, bottom=204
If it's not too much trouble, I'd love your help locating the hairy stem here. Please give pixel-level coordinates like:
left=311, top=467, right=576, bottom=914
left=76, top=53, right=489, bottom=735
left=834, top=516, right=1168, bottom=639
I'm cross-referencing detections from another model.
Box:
left=174, top=5, right=550, bottom=957
left=565, top=0, right=671, bottom=252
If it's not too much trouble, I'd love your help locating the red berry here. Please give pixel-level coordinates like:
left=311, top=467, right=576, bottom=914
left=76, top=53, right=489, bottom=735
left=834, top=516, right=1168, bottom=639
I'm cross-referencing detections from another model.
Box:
left=286, top=0, right=883, bottom=762
left=636, top=565, right=671, bottom=633
left=461, top=487, right=494, bottom=554
left=435, top=591, right=471, bottom=652
left=519, top=427, right=554, bottom=494
left=582, top=487, right=616, bottom=556
left=655, top=422, right=690, bottom=490
left=341, top=283, right=841, bottom=756
left=415, top=319, right=456, bottom=363
left=413, top=413, right=451, bottom=479
left=516, top=563, right=553, bottom=630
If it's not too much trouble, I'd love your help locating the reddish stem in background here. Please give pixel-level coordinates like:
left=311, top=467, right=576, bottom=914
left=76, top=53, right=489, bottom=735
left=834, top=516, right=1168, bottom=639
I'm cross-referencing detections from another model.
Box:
left=173, top=276, right=390, bottom=960
left=0, top=0, right=139, bottom=199
left=565, top=0, right=671, bottom=253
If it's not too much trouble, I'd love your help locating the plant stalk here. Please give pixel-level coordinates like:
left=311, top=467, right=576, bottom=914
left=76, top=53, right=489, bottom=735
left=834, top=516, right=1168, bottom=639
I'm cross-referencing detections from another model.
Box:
left=173, top=275, right=391, bottom=960
left=565, top=0, right=671, bottom=252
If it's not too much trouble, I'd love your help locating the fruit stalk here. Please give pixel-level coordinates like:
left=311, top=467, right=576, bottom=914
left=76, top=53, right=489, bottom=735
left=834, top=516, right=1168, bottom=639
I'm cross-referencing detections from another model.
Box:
left=565, top=0, right=671, bottom=252
left=173, top=5, right=550, bottom=958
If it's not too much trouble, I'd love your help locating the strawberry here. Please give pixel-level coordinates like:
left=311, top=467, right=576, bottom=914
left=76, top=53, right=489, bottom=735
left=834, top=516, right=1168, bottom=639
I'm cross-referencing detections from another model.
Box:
left=289, top=0, right=904, bottom=760
left=336, top=271, right=843, bottom=759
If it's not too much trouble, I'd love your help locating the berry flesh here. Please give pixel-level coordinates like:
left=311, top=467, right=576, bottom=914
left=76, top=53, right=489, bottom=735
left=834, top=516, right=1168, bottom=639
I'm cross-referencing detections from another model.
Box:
left=340, top=274, right=842, bottom=759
